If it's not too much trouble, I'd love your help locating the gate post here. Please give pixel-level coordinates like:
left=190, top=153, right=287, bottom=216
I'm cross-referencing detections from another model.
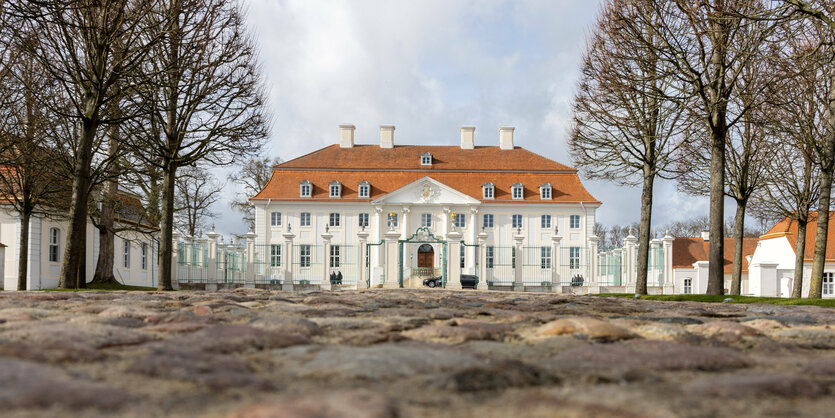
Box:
left=625, top=231, right=637, bottom=292
left=551, top=227, right=562, bottom=292
left=357, top=228, right=369, bottom=289
left=282, top=227, right=296, bottom=291
left=662, top=230, right=674, bottom=294
left=171, top=232, right=181, bottom=288
left=477, top=230, right=488, bottom=290
left=244, top=229, right=256, bottom=288
left=446, top=229, right=463, bottom=290
left=206, top=228, right=218, bottom=290
left=513, top=229, right=525, bottom=292
left=321, top=228, right=333, bottom=291
left=588, top=235, right=600, bottom=294
left=383, top=228, right=401, bottom=289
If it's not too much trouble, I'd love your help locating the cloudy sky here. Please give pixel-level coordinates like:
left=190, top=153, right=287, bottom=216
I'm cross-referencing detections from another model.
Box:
left=212, top=0, right=718, bottom=236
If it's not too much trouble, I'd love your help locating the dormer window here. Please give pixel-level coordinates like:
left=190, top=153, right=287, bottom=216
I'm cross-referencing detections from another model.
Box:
left=300, top=180, right=312, bottom=198
left=358, top=181, right=370, bottom=198
left=511, top=183, right=524, bottom=200
left=482, top=182, right=495, bottom=200
left=329, top=181, right=342, bottom=198
left=539, top=183, right=552, bottom=200
left=420, top=152, right=432, bottom=166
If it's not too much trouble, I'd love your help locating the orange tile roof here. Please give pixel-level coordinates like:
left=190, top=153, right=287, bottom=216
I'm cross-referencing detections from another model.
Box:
left=761, top=211, right=835, bottom=261
left=672, top=237, right=758, bottom=274
left=276, top=144, right=576, bottom=172
left=252, top=145, right=599, bottom=204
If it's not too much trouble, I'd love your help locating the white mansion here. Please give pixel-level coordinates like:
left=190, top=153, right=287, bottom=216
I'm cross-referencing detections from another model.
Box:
left=245, top=125, right=602, bottom=291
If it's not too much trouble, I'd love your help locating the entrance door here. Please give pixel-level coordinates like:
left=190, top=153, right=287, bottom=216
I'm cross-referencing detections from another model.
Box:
left=417, top=244, right=434, bottom=268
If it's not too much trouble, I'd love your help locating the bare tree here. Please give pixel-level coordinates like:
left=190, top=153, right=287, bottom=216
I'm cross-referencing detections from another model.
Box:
left=130, top=0, right=269, bottom=290
left=784, top=0, right=835, bottom=298
left=0, top=38, right=64, bottom=290
left=569, top=0, right=690, bottom=294
left=175, top=165, right=222, bottom=237
left=10, top=0, right=161, bottom=288
left=228, top=156, right=280, bottom=226
left=636, top=0, right=780, bottom=295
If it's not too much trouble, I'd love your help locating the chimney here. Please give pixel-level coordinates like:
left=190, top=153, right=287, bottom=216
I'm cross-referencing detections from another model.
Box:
left=499, top=126, right=515, bottom=150
left=460, top=126, right=475, bottom=149
left=701, top=229, right=710, bottom=241
left=380, top=125, right=395, bottom=148
left=339, top=124, right=355, bottom=148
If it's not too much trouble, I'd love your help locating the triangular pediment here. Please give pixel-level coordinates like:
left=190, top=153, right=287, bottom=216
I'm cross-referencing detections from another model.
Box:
left=371, top=176, right=481, bottom=205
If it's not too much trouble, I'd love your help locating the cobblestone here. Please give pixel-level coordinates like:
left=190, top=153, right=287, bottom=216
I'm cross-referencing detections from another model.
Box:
left=0, top=289, right=832, bottom=417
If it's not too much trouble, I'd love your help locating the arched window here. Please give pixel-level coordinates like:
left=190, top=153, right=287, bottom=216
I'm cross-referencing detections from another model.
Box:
left=48, top=228, right=60, bottom=262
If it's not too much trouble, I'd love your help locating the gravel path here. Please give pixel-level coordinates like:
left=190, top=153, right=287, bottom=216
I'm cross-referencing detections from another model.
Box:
left=0, top=289, right=833, bottom=417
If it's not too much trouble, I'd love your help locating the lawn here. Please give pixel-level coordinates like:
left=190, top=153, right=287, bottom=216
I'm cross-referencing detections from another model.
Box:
left=596, top=293, right=835, bottom=308
left=43, top=282, right=160, bottom=291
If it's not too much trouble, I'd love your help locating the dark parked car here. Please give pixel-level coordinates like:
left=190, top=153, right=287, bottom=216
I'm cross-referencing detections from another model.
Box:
left=423, top=274, right=479, bottom=289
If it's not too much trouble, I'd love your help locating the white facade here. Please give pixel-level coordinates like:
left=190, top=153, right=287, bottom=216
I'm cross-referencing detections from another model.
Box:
left=0, top=207, right=158, bottom=290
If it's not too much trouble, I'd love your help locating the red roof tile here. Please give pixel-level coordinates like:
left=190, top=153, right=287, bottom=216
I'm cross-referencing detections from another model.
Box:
left=672, top=237, right=758, bottom=274
left=761, top=212, right=835, bottom=261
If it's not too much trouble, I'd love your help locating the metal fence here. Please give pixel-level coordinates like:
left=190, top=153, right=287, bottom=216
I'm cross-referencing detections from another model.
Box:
left=217, top=245, right=246, bottom=284
left=328, top=244, right=360, bottom=285
left=522, top=246, right=552, bottom=286
left=176, top=241, right=209, bottom=283
left=253, top=244, right=283, bottom=285
left=485, top=246, right=515, bottom=286
left=293, top=244, right=323, bottom=285
left=557, top=246, right=589, bottom=286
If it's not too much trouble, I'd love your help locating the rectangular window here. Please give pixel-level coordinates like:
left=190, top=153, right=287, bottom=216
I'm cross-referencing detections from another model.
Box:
left=512, top=214, right=523, bottom=229
left=540, top=187, right=551, bottom=199
left=329, top=213, right=340, bottom=227
left=359, top=184, right=369, bottom=198
left=300, top=245, right=311, bottom=267
left=421, top=155, right=432, bottom=165
left=512, top=186, right=523, bottom=200
left=48, top=228, right=59, bottom=262
left=483, top=186, right=494, bottom=199
left=300, top=183, right=311, bottom=197
left=569, top=247, right=580, bottom=269
left=486, top=246, right=494, bottom=269
left=483, top=214, right=494, bottom=229
left=330, top=245, right=340, bottom=268
left=570, top=215, right=581, bottom=229
left=123, top=239, right=131, bottom=269
left=141, top=243, right=148, bottom=270
left=388, top=213, right=399, bottom=228
left=824, top=273, right=834, bottom=296
left=270, top=211, right=282, bottom=226
left=358, top=213, right=369, bottom=228
left=541, top=247, right=551, bottom=269
left=454, top=213, right=466, bottom=228
left=329, top=184, right=341, bottom=198
left=421, top=213, right=432, bottom=227
left=300, top=212, right=311, bottom=227
left=683, top=278, right=693, bottom=295
left=270, top=244, right=282, bottom=267
left=541, top=215, right=551, bottom=229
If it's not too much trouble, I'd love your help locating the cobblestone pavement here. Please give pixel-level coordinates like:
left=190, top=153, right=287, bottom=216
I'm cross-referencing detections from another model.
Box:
left=0, top=289, right=834, bottom=417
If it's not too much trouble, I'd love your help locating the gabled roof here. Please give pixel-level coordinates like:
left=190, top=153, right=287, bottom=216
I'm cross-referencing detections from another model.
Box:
left=761, top=211, right=835, bottom=261
left=276, top=144, right=576, bottom=172
left=672, top=237, right=758, bottom=274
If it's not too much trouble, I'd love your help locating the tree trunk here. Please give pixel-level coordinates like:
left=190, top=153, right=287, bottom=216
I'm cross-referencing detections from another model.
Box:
left=17, top=210, right=30, bottom=291
left=792, top=217, right=808, bottom=298
left=157, top=161, right=177, bottom=291
left=58, top=117, right=97, bottom=289
left=91, top=182, right=118, bottom=284
left=77, top=234, right=86, bottom=288
left=635, top=166, right=655, bottom=295
left=729, top=200, right=747, bottom=295
left=707, top=125, right=727, bottom=295
left=809, top=167, right=833, bottom=298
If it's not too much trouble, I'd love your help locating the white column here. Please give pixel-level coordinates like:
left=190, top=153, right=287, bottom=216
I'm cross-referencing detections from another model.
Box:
left=400, top=206, right=410, bottom=281
left=441, top=207, right=450, bottom=237
left=383, top=229, right=401, bottom=289
left=551, top=227, right=562, bottom=292
left=662, top=230, right=674, bottom=294
left=650, top=238, right=662, bottom=289
left=588, top=235, right=599, bottom=294
left=625, top=231, right=637, bottom=292
left=446, top=228, right=463, bottom=289
left=205, top=230, right=217, bottom=290
left=321, top=228, right=333, bottom=290
left=477, top=230, right=488, bottom=290
left=357, top=228, right=370, bottom=289
left=512, top=230, right=524, bottom=292
left=282, top=227, right=296, bottom=291
left=466, top=207, right=478, bottom=273
left=373, top=206, right=383, bottom=282
left=244, top=230, right=256, bottom=288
